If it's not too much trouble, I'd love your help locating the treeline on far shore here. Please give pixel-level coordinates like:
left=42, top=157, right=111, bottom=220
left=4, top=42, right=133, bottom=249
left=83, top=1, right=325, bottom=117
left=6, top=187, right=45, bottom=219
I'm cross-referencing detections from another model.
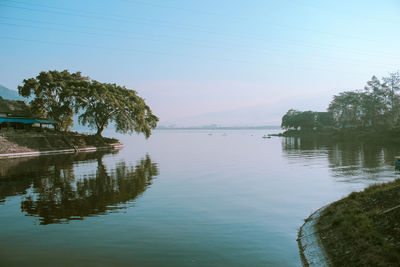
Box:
left=279, top=72, right=400, bottom=142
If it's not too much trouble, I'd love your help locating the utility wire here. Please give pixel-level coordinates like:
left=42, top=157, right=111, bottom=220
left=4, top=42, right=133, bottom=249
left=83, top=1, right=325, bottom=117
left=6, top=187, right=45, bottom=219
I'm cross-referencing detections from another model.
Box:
left=0, top=15, right=398, bottom=62
left=0, top=0, right=395, bottom=46
left=116, top=0, right=246, bottom=20
left=1, top=1, right=398, bottom=73
left=284, top=0, right=400, bottom=25
left=0, top=35, right=251, bottom=64
left=1, top=19, right=399, bottom=69
left=0, top=35, right=392, bottom=77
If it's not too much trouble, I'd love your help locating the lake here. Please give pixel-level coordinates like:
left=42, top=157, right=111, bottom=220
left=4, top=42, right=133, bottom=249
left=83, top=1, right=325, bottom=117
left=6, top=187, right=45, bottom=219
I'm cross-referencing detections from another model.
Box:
left=0, top=129, right=398, bottom=266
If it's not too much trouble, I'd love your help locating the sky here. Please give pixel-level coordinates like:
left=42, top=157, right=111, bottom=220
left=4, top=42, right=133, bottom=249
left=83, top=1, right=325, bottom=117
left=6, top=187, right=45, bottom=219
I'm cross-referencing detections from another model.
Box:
left=0, top=0, right=399, bottom=126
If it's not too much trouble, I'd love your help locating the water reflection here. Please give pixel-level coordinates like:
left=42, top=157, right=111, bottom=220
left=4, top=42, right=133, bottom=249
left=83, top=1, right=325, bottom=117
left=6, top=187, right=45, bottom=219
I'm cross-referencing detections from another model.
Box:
left=282, top=137, right=400, bottom=182
left=0, top=152, right=159, bottom=224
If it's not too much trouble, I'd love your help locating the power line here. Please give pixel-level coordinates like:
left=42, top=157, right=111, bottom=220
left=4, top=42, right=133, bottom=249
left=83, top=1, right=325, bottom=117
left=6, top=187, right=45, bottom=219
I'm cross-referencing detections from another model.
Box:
left=1, top=1, right=398, bottom=73
left=0, top=35, right=395, bottom=77
left=0, top=0, right=395, bottom=47
left=112, top=0, right=245, bottom=20
left=284, top=0, right=400, bottom=25
left=1, top=17, right=399, bottom=68
left=0, top=2, right=230, bottom=36
left=0, top=35, right=251, bottom=64
left=1, top=7, right=399, bottom=62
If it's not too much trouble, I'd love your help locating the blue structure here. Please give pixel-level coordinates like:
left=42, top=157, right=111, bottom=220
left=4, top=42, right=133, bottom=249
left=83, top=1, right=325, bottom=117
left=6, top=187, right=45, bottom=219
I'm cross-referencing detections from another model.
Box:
left=0, top=118, right=57, bottom=124
left=0, top=97, right=58, bottom=130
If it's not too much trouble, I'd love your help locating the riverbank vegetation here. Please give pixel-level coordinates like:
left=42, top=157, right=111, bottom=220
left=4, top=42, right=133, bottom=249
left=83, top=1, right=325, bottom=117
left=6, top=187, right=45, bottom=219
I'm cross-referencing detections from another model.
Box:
left=280, top=72, right=400, bottom=140
left=18, top=70, right=158, bottom=137
left=316, top=179, right=400, bottom=266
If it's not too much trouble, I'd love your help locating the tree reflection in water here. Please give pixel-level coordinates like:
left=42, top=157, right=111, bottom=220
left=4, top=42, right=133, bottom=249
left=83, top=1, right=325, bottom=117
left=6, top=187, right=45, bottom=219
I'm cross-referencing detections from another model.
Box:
left=0, top=152, right=158, bottom=224
left=281, top=137, right=399, bottom=181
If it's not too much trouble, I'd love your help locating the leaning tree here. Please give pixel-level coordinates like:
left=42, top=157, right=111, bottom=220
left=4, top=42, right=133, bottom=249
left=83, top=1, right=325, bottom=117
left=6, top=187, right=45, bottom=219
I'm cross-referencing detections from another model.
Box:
left=77, top=81, right=158, bottom=137
left=18, top=70, right=158, bottom=137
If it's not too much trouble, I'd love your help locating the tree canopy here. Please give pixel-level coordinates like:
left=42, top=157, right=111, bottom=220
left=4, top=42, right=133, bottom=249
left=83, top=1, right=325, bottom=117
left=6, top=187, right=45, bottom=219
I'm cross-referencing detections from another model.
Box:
left=18, top=70, right=88, bottom=131
left=77, top=81, right=158, bottom=137
left=282, top=72, right=400, bottom=131
left=328, top=74, right=400, bottom=129
left=281, top=109, right=333, bottom=130
left=18, top=70, right=158, bottom=137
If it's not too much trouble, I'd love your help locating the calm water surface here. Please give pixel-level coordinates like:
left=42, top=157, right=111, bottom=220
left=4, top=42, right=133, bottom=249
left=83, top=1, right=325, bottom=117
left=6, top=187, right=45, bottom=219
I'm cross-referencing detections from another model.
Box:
left=1, top=130, right=399, bottom=266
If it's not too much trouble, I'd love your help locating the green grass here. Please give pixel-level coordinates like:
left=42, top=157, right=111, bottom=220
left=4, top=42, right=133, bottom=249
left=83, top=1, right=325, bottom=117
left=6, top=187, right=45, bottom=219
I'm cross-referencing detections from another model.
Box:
left=316, top=179, right=400, bottom=266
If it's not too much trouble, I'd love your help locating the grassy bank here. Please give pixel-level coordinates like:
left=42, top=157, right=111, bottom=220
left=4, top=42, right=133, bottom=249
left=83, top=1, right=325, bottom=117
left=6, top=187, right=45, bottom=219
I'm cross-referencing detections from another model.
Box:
left=0, top=131, right=119, bottom=154
left=316, top=179, right=400, bottom=266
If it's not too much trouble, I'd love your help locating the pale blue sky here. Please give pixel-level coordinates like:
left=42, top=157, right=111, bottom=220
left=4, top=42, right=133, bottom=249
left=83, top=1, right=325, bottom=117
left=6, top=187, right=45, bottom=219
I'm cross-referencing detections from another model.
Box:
left=0, top=0, right=399, bottom=126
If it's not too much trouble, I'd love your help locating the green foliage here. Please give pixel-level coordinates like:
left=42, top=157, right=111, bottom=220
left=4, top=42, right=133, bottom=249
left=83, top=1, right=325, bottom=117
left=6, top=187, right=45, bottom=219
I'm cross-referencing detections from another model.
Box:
left=77, top=81, right=158, bottom=137
left=18, top=70, right=89, bottom=131
left=18, top=70, right=158, bottom=137
left=283, top=72, right=400, bottom=131
left=383, top=72, right=400, bottom=126
left=281, top=109, right=301, bottom=130
left=297, top=111, right=316, bottom=130
left=327, top=73, right=400, bottom=129
left=315, top=111, right=334, bottom=129
left=281, top=109, right=333, bottom=130
left=317, top=178, right=400, bottom=266
left=77, top=81, right=115, bottom=136
left=328, top=91, right=364, bottom=128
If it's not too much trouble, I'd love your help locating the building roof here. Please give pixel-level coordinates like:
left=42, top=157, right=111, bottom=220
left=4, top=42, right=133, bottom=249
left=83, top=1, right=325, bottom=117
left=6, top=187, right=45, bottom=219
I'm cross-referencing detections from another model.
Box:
left=0, top=117, right=57, bottom=124
left=0, top=97, right=31, bottom=117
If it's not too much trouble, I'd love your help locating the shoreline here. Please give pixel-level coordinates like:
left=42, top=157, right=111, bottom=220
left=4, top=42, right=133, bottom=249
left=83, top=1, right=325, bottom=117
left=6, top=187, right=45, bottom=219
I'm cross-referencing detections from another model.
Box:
left=299, top=178, right=400, bottom=266
left=0, top=142, right=123, bottom=159
left=0, top=131, right=123, bottom=159
left=297, top=206, right=331, bottom=266
left=314, top=178, right=400, bottom=266
left=273, top=128, right=400, bottom=144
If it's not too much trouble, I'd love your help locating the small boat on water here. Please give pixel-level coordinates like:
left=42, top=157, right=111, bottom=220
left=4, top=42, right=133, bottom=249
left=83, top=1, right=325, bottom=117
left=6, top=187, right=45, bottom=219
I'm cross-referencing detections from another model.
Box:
left=262, top=135, right=271, bottom=139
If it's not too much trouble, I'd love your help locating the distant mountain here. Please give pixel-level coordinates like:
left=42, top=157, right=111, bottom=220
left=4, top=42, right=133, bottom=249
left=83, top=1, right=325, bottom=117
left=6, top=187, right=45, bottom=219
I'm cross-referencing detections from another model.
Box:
left=0, top=85, right=23, bottom=100
left=156, top=125, right=280, bottom=130
left=163, top=104, right=284, bottom=127
left=163, top=94, right=329, bottom=127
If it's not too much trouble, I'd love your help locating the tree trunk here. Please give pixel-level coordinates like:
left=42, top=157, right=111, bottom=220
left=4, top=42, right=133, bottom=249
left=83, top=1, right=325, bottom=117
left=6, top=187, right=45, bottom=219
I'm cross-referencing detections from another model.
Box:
left=96, top=125, right=104, bottom=136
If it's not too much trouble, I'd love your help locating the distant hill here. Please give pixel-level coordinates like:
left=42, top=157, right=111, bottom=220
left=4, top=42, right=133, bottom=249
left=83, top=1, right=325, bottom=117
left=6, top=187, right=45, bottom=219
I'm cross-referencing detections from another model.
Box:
left=156, top=125, right=280, bottom=130
left=162, top=92, right=330, bottom=127
left=0, top=85, right=23, bottom=100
